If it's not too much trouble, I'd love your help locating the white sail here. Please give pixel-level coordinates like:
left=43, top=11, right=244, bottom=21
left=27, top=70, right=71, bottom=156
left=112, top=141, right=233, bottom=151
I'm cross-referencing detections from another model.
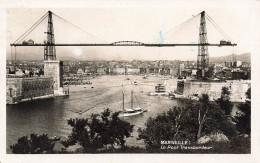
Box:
left=120, top=81, right=147, bottom=117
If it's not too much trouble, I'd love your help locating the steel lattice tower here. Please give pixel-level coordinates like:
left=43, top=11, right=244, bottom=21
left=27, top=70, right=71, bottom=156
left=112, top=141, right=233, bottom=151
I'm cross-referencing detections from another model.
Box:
left=197, top=11, right=209, bottom=79
left=44, top=11, right=56, bottom=60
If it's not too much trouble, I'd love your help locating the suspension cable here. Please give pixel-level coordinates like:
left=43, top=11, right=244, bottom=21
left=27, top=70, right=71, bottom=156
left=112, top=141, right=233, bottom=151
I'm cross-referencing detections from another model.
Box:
left=52, top=13, right=108, bottom=43
left=205, top=13, right=231, bottom=41
left=165, top=17, right=199, bottom=44
left=150, top=13, right=200, bottom=44
left=13, top=13, right=48, bottom=44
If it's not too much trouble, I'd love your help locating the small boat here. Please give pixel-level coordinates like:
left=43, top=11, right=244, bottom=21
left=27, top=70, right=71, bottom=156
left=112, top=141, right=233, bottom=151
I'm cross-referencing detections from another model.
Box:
left=149, top=92, right=169, bottom=96
left=86, top=81, right=92, bottom=85
left=148, top=84, right=169, bottom=96
left=119, top=82, right=147, bottom=117
left=51, top=136, right=61, bottom=141
left=134, top=81, right=138, bottom=85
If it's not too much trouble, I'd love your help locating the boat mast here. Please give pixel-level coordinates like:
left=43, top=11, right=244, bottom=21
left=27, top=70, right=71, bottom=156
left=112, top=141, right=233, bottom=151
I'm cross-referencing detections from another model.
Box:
left=122, top=84, right=125, bottom=111
left=131, top=82, right=133, bottom=109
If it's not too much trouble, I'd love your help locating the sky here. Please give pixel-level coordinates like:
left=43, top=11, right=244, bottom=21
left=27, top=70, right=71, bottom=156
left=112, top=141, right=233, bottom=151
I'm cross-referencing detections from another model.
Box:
left=5, top=0, right=260, bottom=61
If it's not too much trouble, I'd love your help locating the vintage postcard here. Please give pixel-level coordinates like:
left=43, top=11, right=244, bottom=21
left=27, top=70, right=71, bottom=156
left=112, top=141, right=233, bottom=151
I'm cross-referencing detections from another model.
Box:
left=1, top=0, right=260, bottom=162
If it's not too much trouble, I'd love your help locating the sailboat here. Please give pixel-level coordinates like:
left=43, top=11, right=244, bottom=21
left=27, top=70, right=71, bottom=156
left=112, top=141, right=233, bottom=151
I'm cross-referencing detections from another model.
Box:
left=119, top=82, right=147, bottom=117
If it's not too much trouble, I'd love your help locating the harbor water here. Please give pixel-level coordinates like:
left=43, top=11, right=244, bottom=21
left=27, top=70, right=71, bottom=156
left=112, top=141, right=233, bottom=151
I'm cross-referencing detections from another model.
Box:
left=6, top=75, right=186, bottom=153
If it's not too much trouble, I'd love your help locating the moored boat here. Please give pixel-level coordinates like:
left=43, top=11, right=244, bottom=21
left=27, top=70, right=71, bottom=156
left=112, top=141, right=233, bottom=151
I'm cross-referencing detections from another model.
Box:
left=119, top=82, right=147, bottom=117
left=148, top=83, right=169, bottom=96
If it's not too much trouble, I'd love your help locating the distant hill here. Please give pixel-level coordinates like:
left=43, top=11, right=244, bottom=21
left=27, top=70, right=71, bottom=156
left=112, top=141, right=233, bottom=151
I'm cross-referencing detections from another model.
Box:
left=6, top=52, right=251, bottom=63
left=6, top=52, right=80, bottom=61
left=210, top=53, right=251, bottom=63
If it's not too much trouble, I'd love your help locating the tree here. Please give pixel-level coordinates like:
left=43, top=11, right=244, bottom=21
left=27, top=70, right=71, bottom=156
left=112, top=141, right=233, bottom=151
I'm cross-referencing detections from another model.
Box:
left=138, top=94, right=237, bottom=148
left=10, top=134, right=55, bottom=154
left=216, top=87, right=233, bottom=115
left=62, top=109, right=134, bottom=152
left=137, top=106, right=188, bottom=148
left=195, top=94, right=236, bottom=140
left=234, top=87, right=251, bottom=135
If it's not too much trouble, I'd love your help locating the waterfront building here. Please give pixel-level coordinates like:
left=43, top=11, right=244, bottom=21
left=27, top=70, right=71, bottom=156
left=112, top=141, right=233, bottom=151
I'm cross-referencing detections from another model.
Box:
left=6, top=77, right=54, bottom=104
left=84, top=66, right=91, bottom=73
left=96, top=67, right=107, bottom=75
left=111, top=67, right=125, bottom=75
left=140, top=68, right=147, bottom=74
left=126, top=67, right=140, bottom=75
left=170, top=67, right=177, bottom=76
left=178, top=64, right=185, bottom=76
left=6, top=59, right=69, bottom=104
left=176, top=80, right=250, bottom=102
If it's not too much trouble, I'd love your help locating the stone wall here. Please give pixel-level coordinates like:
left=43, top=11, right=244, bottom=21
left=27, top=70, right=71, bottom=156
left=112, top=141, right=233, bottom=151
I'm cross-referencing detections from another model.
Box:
left=6, top=77, right=54, bottom=104
left=6, top=78, right=23, bottom=104
left=21, top=77, right=54, bottom=99
left=177, top=80, right=251, bottom=102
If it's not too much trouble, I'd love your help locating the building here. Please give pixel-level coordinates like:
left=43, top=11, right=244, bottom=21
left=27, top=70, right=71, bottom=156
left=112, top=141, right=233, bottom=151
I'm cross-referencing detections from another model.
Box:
left=176, top=80, right=250, bottom=102
left=6, top=56, right=69, bottom=104
left=181, top=69, right=192, bottom=77
left=77, top=68, right=84, bottom=75
left=111, top=67, right=126, bottom=75
left=140, top=68, right=147, bottom=74
left=232, top=71, right=246, bottom=80
left=178, top=64, right=185, bottom=76
left=63, top=66, right=70, bottom=74
left=126, top=68, right=140, bottom=75
left=96, top=67, right=107, bottom=75
left=6, top=77, right=54, bottom=104
left=224, top=61, right=233, bottom=68
left=191, top=69, right=197, bottom=76
left=170, top=67, right=177, bottom=76
left=234, top=61, right=242, bottom=67
left=6, top=67, right=9, bottom=75
left=159, top=68, right=170, bottom=75
left=85, top=66, right=91, bottom=73
left=44, top=60, right=64, bottom=95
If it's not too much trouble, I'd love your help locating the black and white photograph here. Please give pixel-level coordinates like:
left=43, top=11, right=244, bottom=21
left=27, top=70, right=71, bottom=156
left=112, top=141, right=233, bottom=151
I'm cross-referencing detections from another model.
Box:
left=0, top=0, right=260, bottom=162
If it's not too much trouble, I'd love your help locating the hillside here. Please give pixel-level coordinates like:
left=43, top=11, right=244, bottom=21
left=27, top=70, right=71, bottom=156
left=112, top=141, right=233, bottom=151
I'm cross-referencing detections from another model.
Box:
left=210, top=53, right=251, bottom=63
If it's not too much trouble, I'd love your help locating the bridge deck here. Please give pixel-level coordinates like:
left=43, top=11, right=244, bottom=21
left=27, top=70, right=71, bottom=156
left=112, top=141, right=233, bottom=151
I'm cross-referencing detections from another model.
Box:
left=10, top=43, right=237, bottom=47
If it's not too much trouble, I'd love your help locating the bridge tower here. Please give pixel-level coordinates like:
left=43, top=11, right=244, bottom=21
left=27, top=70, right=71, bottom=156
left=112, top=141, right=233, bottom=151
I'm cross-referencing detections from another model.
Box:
left=197, top=11, right=209, bottom=79
left=43, top=11, right=65, bottom=94
left=44, top=11, right=56, bottom=60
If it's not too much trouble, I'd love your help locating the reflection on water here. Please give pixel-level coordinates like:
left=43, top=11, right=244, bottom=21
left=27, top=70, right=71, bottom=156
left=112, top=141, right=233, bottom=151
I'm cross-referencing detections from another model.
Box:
left=7, top=75, right=185, bottom=153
